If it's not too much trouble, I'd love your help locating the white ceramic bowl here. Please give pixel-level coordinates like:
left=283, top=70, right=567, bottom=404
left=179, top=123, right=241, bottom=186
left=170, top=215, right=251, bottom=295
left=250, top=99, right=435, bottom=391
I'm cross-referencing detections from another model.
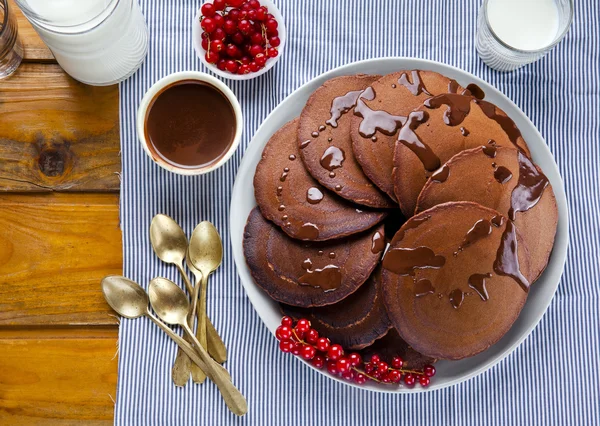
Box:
left=192, top=0, right=287, bottom=81
left=137, top=71, right=243, bottom=175
left=230, top=58, right=569, bottom=393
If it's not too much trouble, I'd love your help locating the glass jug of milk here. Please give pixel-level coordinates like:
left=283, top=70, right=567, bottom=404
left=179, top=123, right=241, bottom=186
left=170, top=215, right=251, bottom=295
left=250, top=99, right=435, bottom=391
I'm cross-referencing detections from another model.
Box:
left=477, top=0, right=573, bottom=72
left=15, top=0, right=148, bottom=85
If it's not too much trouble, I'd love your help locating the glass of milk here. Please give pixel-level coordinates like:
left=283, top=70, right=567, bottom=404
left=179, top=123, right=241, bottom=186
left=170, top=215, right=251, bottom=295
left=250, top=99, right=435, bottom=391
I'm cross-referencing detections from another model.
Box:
left=477, top=0, right=573, bottom=72
left=15, top=0, right=148, bottom=85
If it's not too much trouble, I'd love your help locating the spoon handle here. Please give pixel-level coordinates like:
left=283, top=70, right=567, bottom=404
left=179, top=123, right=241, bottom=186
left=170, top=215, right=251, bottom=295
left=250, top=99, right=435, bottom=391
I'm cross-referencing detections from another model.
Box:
left=206, top=317, right=227, bottom=363
left=182, top=323, right=248, bottom=416
left=197, top=274, right=209, bottom=350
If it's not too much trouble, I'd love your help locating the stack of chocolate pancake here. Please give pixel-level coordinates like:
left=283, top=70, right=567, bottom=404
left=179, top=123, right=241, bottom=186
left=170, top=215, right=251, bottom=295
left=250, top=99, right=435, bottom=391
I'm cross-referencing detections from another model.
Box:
left=244, top=70, right=558, bottom=365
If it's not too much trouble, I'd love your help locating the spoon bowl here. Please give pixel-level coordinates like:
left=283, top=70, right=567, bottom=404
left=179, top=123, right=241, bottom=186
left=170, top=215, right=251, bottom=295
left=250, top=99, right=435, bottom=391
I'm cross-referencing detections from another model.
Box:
left=188, top=222, right=223, bottom=274
left=148, top=277, right=191, bottom=326
left=150, top=214, right=188, bottom=267
left=101, top=275, right=149, bottom=319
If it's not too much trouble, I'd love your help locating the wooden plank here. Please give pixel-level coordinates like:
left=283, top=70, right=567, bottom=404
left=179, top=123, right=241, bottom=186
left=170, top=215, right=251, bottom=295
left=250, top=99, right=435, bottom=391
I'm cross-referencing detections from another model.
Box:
left=0, top=63, right=120, bottom=192
left=0, top=327, right=117, bottom=425
left=0, top=193, right=122, bottom=326
left=10, top=0, right=55, bottom=62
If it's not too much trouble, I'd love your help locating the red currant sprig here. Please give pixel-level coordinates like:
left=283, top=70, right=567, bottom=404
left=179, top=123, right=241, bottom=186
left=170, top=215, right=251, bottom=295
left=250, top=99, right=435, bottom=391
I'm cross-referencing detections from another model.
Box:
left=275, top=316, right=436, bottom=387
left=199, top=0, right=281, bottom=75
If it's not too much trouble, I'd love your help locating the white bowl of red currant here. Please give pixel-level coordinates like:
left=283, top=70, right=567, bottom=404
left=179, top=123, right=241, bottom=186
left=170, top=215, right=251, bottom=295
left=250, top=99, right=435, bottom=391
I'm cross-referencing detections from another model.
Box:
left=193, top=0, right=286, bottom=80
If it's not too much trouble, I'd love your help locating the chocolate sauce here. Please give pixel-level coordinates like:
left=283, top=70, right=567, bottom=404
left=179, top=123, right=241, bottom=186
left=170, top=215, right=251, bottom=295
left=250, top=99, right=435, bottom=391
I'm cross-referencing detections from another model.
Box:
left=311, top=131, right=319, bottom=137
left=468, top=273, right=492, bottom=301
left=382, top=246, right=445, bottom=276
left=491, top=215, right=504, bottom=227
left=289, top=154, right=296, bottom=161
left=320, top=146, right=345, bottom=171
left=448, top=79, right=460, bottom=93
left=278, top=204, right=285, bottom=211
left=328, top=137, right=333, bottom=142
left=457, top=219, right=493, bottom=252
left=508, top=151, right=549, bottom=220
left=424, top=93, right=472, bottom=126
left=302, top=258, right=313, bottom=269
left=334, top=184, right=342, bottom=191
left=371, top=231, right=385, bottom=254
left=494, top=166, right=513, bottom=184
left=354, top=87, right=407, bottom=137
left=465, top=84, right=485, bottom=100
left=276, top=186, right=283, bottom=196
left=397, top=111, right=440, bottom=172
left=398, top=70, right=432, bottom=96
left=449, top=289, right=464, bottom=309
left=328, top=252, right=336, bottom=259
left=300, top=140, right=311, bottom=149
left=298, top=223, right=320, bottom=240
left=392, top=215, right=431, bottom=243
left=415, top=279, right=435, bottom=297
left=280, top=170, right=288, bottom=182
left=298, top=264, right=342, bottom=291
left=460, top=127, right=470, bottom=136
left=494, top=221, right=529, bottom=292
left=431, top=164, right=450, bottom=183
left=145, top=80, right=236, bottom=168
left=325, top=89, right=364, bottom=128
left=319, top=125, right=326, bottom=131
left=306, top=187, right=324, bottom=204
left=475, top=100, right=522, bottom=145
left=329, top=172, right=336, bottom=178
left=318, top=250, right=324, bottom=256
left=482, top=142, right=497, bottom=158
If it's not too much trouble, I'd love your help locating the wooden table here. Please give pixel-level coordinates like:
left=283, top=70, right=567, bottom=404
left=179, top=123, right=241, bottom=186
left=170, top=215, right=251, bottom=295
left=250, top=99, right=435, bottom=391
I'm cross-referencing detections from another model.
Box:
left=0, top=3, right=121, bottom=423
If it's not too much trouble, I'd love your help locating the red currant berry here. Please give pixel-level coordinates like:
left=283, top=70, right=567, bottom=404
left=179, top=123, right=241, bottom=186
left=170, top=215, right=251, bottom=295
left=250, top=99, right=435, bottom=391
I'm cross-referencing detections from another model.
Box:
left=211, top=39, right=225, bottom=52
left=201, top=17, right=217, bottom=33
left=247, top=9, right=257, bottom=20
left=212, top=13, right=224, bottom=28
left=300, top=344, right=316, bottom=360
left=238, top=9, right=248, bottom=20
left=217, top=58, right=227, bottom=71
left=326, top=360, right=338, bottom=375
left=225, top=60, right=238, bottom=73
left=205, top=50, right=219, bottom=63
left=377, top=361, right=389, bottom=375
left=265, top=18, right=278, bottom=32
left=312, top=354, right=326, bottom=369
left=291, top=342, right=302, bottom=355
left=254, top=7, right=266, bottom=21
left=254, top=53, right=267, bottom=66
left=226, top=0, right=244, bottom=6
left=228, top=8, right=241, bottom=21
left=201, top=3, right=216, bottom=17
left=354, top=373, right=368, bottom=385
left=381, top=372, right=392, bottom=383
left=248, top=0, right=260, bottom=9
left=342, top=369, right=355, bottom=381
left=315, top=337, right=331, bottom=352
left=269, top=36, right=281, bottom=47
left=279, top=339, right=293, bottom=353
left=250, top=44, right=263, bottom=57
left=305, top=329, right=319, bottom=345
left=388, top=370, right=402, bottom=383
left=240, top=55, right=251, bottom=65
left=326, top=344, right=344, bottom=361
left=225, top=43, right=242, bottom=58
left=240, top=2, right=251, bottom=11
left=424, top=365, right=436, bottom=377
left=295, top=319, right=311, bottom=335
left=347, top=353, right=362, bottom=367
left=213, top=0, right=226, bottom=10
left=266, top=12, right=275, bottom=20
left=224, top=19, right=237, bottom=34
left=336, top=357, right=351, bottom=374
left=364, top=363, right=375, bottom=375
left=403, top=373, right=416, bottom=386
left=419, top=375, right=430, bottom=387
left=212, top=28, right=226, bottom=40
left=369, top=354, right=381, bottom=364
left=275, top=325, right=292, bottom=341
left=281, top=316, right=293, bottom=327
left=231, top=31, right=245, bottom=44
left=266, top=47, right=278, bottom=58
left=391, top=356, right=404, bottom=369
left=250, top=32, right=263, bottom=44
left=201, top=37, right=210, bottom=50
left=238, top=64, right=251, bottom=74
left=238, top=19, right=252, bottom=34
left=201, top=31, right=210, bottom=40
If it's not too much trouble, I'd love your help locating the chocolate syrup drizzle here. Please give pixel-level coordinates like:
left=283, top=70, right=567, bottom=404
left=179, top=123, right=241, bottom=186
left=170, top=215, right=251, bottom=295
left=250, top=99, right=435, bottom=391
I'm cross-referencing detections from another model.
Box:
left=392, top=215, right=431, bottom=243
left=475, top=100, right=522, bottom=145
left=468, top=273, right=492, bottom=301
left=297, top=223, right=320, bottom=240
left=465, top=83, right=485, bottom=100
left=298, top=264, right=342, bottom=291
left=431, top=165, right=450, bottom=183
left=398, top=70, right=432, bottom=96
left=306, top=187, right=324, bottom=204
left=371, top=231, right=386, bottom=254
left=382, top=246, right=446, bottom=276
left=397, top=111, right=441, bottom=172
left=354, top=87, right=407, bottom=137
left=325, top=89, right=364, bottom=128
left=494, top=166, right=513, bottom=184
left=415, top=279, right=435, bottom=297
left=320, top=146, right=345, bottom=171
left=449, top=289, right=464, bottom=309
left=508, top=151, right=549, bottom=220
left=493, top=220, right=530, bottom=292
left=456, top=219, right=493, bottom=254
left=424, top=93, right=472, bottom=126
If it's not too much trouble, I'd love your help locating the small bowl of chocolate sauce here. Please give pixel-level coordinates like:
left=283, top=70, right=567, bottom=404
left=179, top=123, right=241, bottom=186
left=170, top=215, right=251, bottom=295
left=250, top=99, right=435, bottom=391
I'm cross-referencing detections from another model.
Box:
left=137, top=71, right=243, bottom=175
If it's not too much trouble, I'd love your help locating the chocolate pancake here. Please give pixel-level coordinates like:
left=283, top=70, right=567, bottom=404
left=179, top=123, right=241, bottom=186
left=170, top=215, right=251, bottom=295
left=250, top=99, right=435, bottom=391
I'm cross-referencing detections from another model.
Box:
left=416, top=146, right=557, bottom=282
left=280, top=265, right=392, bottom=350
left=254, top=118, right=387, bottom=241
left=298, top=75, right=395, bottom=208
left=381, top=202, right=531, bottom=360
left=350, top=70, right=466, bottom=201
left=361, top=329, right=436, bottom=370
left=244, top=207, right=385, bottom=307
left=392, top=94, right=532, bottom=217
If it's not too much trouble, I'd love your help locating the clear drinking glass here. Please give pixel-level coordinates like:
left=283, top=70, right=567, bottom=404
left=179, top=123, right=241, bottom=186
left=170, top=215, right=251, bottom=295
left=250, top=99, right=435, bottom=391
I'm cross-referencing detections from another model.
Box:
left=0, top=0, right=23, bottom=79
left=476, top=0, right=574, bottom=72
left=15, top=0, right=148, bottom=86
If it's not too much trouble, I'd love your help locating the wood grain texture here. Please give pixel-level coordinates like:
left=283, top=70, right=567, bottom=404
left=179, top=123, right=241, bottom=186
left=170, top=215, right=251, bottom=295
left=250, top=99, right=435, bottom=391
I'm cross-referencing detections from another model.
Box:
left=0, top=327, right=118, bottom=425
left=0, top=63, right=120, bottom=192
left=0, top=193, right=122, bottom=326
left=10, top=0, right=55, bottom=62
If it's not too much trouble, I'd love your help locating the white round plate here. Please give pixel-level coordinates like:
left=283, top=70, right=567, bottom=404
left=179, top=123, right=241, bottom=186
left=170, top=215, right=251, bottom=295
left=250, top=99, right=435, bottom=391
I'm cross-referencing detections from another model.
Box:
left=230, top=58, right=569, bottom=393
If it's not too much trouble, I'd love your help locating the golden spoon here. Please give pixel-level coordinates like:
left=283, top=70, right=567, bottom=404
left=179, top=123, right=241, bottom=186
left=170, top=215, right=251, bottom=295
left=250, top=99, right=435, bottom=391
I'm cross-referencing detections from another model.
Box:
left=188, top=222, right=223, bottom=356
left=148, top=277, right=247, bottom=416
left=149, top=214, right=206, bottom=385
left=186, top=253, right=227, bottom=363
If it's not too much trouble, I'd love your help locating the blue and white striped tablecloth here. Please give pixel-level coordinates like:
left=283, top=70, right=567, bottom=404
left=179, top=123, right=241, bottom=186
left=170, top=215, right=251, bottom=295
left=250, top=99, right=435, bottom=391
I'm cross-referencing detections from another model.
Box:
left=117, top=1, right=599, bottom=424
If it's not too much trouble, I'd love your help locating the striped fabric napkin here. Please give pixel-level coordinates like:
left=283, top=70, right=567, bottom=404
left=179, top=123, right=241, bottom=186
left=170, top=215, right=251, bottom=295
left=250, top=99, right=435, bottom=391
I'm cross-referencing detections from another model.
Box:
left=117, top=1, right=599, bottom=424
